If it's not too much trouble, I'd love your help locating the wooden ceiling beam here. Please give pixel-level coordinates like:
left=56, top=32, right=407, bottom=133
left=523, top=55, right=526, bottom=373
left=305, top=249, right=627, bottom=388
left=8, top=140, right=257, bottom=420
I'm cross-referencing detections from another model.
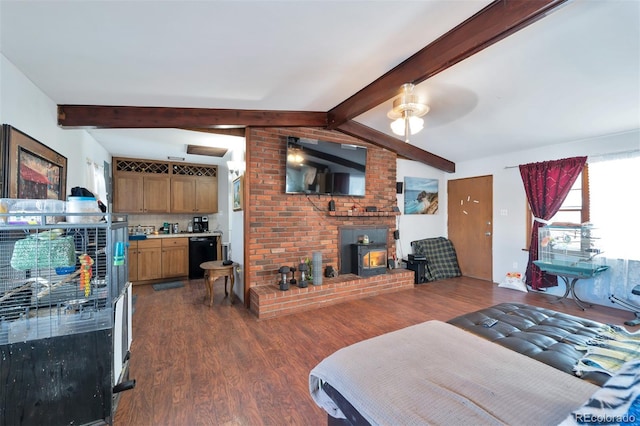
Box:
left=181, top=127, right=246, bottom=138
left=57, top=105, right=327, bottom=128
left=337, top=120, right=455, bottom=173
left=327, top=0, right=569, bottom=128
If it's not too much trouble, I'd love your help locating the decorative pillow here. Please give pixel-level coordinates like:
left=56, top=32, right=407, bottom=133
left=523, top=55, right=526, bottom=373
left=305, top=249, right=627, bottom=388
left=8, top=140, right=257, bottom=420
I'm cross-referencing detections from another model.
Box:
left=410, top=237, right=461, bottom=281
left=498, top=272, right=528, bottom=293
left=560, top=359, right=640, bottom=425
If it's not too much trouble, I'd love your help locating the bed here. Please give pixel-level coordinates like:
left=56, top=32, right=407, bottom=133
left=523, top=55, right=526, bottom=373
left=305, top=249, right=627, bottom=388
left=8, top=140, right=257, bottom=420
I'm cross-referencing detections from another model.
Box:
left=309, top=303, right=640, bottom=425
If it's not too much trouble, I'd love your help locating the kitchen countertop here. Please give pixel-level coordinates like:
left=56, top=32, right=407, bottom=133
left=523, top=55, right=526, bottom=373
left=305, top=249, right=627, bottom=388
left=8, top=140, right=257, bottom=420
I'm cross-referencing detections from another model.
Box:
left=131, top=231, right=222, bottom=240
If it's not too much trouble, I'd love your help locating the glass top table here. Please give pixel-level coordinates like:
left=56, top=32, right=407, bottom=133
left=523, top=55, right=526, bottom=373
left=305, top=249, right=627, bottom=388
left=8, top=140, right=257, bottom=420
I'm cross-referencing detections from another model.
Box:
left=533, top=260, right=610, bottom=310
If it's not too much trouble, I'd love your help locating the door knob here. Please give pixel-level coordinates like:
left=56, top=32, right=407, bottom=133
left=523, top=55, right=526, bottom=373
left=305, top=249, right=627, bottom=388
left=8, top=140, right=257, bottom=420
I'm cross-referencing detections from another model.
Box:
left=485, top=232, right=492, bottom=236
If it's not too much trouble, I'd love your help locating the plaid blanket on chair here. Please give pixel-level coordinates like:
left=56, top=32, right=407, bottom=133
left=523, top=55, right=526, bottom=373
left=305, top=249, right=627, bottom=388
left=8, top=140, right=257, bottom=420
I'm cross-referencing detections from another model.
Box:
left=410, top=237, right=461, bottom=281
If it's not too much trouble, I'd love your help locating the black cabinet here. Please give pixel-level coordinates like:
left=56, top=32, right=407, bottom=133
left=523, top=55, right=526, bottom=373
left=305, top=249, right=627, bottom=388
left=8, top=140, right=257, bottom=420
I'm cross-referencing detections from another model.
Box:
left=405, top=258, right=427, bottom=284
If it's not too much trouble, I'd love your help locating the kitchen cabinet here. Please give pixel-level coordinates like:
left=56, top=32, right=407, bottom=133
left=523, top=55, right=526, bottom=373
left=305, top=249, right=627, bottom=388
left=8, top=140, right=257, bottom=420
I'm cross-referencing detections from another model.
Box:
left=113, top=173, right=170, bottom=213
left=170, top=176, right=218, bottom=213
left=113, top=157, right=217, bottom=214
left=161, top=237, right=189, bottom=278
left=128, top=241, right=138, bottom=282
left=129, top=237, right=188, bottom=284
left=129, top=239, right=163, bottom=283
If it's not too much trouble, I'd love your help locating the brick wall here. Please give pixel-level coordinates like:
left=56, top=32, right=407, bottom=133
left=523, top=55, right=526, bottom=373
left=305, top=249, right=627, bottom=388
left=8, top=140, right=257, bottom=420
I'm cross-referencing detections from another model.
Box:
left=245, top=127, right=405, bottom=317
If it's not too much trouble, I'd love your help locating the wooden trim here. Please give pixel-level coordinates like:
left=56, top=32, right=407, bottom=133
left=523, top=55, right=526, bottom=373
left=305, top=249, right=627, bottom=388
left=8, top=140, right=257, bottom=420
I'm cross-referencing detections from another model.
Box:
left=327, top=0, right=569, bottom=128
left=581, top=164, right=590, bottom=223
left=243, top=130, right=252, bottom=308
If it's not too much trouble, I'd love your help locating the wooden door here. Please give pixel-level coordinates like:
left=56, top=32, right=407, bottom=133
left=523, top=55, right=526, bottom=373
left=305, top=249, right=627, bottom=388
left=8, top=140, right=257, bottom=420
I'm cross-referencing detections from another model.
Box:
left=143, top=176, right=170, bottom=213
left=137, top=239, right=163, bottom=281
left=195, top=177, right=218, bottom=213
left=113, top=174, right=144, bottom=213
left=128, top=241, right=138, bottom=283
left=170, top=176, right=196, bottom=213
left=447, top=175, right=493, bottom=281
left=161, top=238, right=189, bottom=277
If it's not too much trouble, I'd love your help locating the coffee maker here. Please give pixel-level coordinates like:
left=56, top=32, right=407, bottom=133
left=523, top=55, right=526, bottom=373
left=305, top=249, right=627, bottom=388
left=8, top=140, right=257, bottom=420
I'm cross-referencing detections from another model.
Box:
left=192, top=216, right=202, bottom=233
left=192, top=216, right=208, bottom=233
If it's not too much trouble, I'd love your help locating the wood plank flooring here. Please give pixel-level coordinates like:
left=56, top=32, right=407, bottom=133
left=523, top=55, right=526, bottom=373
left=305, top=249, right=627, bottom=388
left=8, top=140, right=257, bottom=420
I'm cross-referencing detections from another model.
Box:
left=114, top=276, right=635, bottom=426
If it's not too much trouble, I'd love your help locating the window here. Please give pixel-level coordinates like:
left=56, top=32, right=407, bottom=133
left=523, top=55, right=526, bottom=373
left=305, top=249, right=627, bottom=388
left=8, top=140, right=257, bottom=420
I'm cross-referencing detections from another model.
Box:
left=525, top=155, right=640, bottom=261
left=86, top=159, right=107, bottom=203
left=548, top=167, right=590, bottom=224
left=525, top=165, right=589, bottom=247
left=589, top=155, right=640, bottom=260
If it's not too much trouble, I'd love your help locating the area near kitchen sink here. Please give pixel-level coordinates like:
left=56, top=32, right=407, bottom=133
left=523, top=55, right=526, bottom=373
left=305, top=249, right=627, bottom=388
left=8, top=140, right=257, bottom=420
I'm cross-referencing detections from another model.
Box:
left=127, top=231, right=222, bottom=285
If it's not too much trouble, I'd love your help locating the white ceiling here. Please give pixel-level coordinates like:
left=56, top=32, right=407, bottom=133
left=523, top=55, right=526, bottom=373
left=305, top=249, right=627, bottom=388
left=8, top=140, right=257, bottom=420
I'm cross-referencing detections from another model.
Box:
left=1, top=0, right=639, bottom=166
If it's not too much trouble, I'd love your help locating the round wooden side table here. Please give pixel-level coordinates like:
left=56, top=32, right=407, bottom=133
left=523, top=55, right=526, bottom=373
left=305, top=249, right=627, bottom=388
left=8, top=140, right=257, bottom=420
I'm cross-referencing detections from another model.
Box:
left=200, top=260, right=237, bottom=306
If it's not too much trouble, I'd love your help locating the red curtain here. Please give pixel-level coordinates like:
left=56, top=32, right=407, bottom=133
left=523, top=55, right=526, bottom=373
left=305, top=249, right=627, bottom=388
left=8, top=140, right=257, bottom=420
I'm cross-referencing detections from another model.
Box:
left=519, top=156, right=587, bottom=290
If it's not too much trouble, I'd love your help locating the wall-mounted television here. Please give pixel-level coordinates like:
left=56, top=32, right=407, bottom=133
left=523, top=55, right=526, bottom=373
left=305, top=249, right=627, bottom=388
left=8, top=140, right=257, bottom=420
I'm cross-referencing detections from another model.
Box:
left=285, top=136, right=367, bottom=197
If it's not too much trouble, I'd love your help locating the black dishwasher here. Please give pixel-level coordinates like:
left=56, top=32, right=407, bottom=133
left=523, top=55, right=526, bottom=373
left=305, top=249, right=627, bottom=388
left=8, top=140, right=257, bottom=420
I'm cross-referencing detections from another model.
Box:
left=188, top=236, right=218, bottom=279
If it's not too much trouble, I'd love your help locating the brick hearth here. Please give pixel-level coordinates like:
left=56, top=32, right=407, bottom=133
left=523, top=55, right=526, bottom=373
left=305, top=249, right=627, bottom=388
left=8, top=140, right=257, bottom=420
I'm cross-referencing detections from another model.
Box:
left=249, top=269, right=414, bottom=319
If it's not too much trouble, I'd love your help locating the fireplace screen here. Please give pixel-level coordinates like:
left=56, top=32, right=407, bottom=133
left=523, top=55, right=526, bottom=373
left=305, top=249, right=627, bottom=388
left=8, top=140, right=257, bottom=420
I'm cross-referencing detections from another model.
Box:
left=363, top=250, right=386, bottom=270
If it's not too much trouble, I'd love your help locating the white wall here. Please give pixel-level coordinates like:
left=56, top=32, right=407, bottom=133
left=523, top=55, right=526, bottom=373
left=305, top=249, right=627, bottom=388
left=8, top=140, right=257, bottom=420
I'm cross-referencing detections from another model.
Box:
left=395, top=159, right=446, bottom=261
left=397, top=130, right=639, bottom=309
left=1, top=54, right=110, bottom=192
left=452, top=129, right=639, bottom=281
left=454, top=130, right=640, bottom=308
left=2, top=54, right=243, bottom=300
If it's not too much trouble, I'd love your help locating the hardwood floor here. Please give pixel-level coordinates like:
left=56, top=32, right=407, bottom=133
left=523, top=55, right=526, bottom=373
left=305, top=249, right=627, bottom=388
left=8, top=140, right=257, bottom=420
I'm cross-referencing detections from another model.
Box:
left=114, top=276, right=635, bottom=426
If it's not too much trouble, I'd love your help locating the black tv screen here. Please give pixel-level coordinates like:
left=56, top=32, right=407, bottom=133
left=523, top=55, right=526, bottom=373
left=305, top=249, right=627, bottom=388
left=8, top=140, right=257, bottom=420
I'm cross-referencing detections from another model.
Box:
left=285, top=136, right=366, bottom=196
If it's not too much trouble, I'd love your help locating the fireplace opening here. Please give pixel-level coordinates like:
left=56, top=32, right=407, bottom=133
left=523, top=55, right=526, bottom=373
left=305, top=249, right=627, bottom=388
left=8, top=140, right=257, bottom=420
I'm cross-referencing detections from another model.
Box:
left=351, top=242, right=387, bottom=277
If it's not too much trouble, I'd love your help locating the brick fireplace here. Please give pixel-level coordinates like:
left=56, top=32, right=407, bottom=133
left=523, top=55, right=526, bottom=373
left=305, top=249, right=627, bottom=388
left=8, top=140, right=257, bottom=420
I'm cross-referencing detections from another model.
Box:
left=245, top=127, right=414, bottom=319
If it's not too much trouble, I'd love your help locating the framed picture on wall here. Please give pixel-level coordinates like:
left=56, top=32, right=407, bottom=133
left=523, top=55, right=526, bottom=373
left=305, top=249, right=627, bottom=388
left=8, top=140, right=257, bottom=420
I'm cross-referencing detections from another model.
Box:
left=232, top=176, right=243, bottom=211
left=404, top=176, right=438, bottom=215
left=2, top=124, right=67, bottom=200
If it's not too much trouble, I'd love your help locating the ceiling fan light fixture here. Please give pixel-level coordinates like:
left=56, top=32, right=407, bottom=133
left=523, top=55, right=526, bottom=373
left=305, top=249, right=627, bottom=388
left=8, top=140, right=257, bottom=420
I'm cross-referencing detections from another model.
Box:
left=390, top=116, right=424, bottom=136
left=387, top=83, right=429, bottom=142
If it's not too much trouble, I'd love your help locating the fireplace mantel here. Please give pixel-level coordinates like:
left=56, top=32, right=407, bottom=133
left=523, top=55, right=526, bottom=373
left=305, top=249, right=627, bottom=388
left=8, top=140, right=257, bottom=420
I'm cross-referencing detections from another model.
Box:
left=329, top=211, right=399, bottom=217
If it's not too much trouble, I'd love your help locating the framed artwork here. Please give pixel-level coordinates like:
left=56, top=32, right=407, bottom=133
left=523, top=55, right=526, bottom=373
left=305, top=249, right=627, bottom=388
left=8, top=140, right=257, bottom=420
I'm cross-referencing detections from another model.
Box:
left=404, top=177, right=439, bottom=215
left=2, top=124, right=67, bottom=200
left=232, top=176, right=244, bottom=211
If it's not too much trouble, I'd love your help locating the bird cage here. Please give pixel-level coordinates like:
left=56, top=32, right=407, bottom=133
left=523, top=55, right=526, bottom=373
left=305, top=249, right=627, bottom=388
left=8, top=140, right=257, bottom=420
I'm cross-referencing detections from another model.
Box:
left=0, top=211, right=128, bottom=344
left=537, top=224, right=606, bottom=276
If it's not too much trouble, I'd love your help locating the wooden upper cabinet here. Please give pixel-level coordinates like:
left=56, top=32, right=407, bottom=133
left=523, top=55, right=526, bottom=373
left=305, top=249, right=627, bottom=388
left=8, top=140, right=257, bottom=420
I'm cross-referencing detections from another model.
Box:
left=143, top=175, right=171, bottom=213
left=170, top=176, right=196, bottom=213
left=194, top=177, right=218, bottom=213
left=113, top=173, right=144, bottom=213
left=170, top=164, right=218, bottom=213
left=113, top=157, right=217, bottom=213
